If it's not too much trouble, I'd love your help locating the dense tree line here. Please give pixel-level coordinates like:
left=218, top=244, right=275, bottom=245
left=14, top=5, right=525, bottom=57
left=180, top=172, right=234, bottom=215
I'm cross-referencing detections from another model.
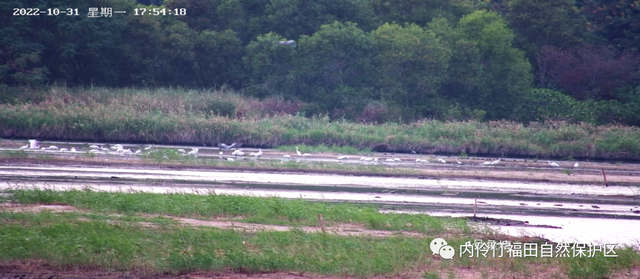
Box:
left=2, top=0, right=639, bottom=125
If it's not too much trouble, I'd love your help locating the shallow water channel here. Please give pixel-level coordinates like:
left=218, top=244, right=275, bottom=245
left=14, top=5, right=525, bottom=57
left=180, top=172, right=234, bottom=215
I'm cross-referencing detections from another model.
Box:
left=1, top=162, right=639, bottom=250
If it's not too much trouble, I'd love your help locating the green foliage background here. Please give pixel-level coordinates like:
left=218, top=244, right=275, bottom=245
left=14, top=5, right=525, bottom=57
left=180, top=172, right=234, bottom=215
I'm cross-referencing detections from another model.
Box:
left=2, top=0, right=640, bottom=126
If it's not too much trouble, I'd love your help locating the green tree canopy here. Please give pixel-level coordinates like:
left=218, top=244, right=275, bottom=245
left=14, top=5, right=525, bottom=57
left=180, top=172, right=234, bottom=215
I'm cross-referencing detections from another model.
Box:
left=372, top=23, right=451, bottom=118
left=296, top=21, right=375, bottom=114
left=439, top=10, right=533, bottom=120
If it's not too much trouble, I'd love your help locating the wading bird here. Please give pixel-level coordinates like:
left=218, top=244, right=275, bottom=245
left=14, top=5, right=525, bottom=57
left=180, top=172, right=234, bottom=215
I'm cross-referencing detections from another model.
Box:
left=144, top=145, right=153, bottom=151
left=548, top=161, right=560, bottom=167
left=187, top=148, right=199, bottom=156
left=227, top=157, right=235, bottom=161
left=178, top=149, right=186, bottom=154
left=574, top=162, right=579, bottom=168
left=90, top=145, right=99, bottom=149
left=437, top=158, right=446, bottom=164
left=295, top=147, right=302, bottom=156
left=28, top=139, right=40, bottom=149
left=456, top=159, right=462, bottom=165
left=338, top=156, right=349, bottom=160
left=250, top=149, right=263, bottom=158
left=59, top=148, right=68, bottom=152
left=490, top=158, right=501, bottom=165
left=48, top=146, right=59, bottom=150
left=19, top=144, right=28, bottom=150
left=71, top=147, right=77, bottom=152
left=219, top=143, right=242, bottom=150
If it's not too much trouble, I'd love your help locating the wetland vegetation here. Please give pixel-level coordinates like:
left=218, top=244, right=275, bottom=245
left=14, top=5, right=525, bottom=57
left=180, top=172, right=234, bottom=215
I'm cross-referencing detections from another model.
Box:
left=1, top=189, right=638, bottom=278
left=2, top=87, right=640, bottom=161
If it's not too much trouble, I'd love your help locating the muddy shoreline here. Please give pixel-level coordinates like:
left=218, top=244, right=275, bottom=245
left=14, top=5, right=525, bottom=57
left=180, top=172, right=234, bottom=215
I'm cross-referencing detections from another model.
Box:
left=2, top=155, right=640, bottom=187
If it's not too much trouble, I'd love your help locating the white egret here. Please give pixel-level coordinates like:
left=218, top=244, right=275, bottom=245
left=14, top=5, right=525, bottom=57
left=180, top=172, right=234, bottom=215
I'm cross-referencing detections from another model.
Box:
left=394, top=158, right=401, bottom=162
left=338, top=156, right=349, bottom=160
left=70, top=147, right=77, bottom=152
left=187, top=148, right=199, bottom=156
left=110, top=144, right=123, bottom=150
left=250, top=149, right=263, bottom=158
left=302, top=153, right=312, bottom=159
left=28, top=139, right=40, bottom=149
left=437, top=158, right=446, bottom=164
left=19, top=144, right=28, bottom=150
left=283, top=154, right=291, bottom=158
left=490, top=158, right=501, bottom=165
left=59, top=148, right=68, bottom=152
left=231, top=149, right=244, bottom=157
left=135, top=149, right=142, bottom=155
left=48, top=146, right=59, bottom=150
left=373, top=158, right=378, bottom=162
left=89, top=145, right=99, bottom=149
left=456, top=159, right=462, bottom=165
left=227, top=157, right=235, bottom=161
left=121, top=149, right=133, bottom=155
left=548, top=161, right=560, bottom=167
left=295, top=147, right=302, bottom=156
left=41, top=147, right=46, bottom=150
left=385, top=158, right=395, bottom=162
left=100, top=146, right=109, bottom=152
left=235, top=151, right=245, bottom=157
left=144, top=145, right=153, bottom=151
left=574, top=162, right=579, bottom=168
left=89, top=149, right=102, bottom=154
left=178, top=149, right=186, bottom=154
left=218, top=143, right=242, bottom=150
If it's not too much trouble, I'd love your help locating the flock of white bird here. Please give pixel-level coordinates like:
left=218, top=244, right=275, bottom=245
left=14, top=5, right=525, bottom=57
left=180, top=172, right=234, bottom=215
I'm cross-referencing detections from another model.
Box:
left=14, top=140, right=581, bottom=168
left=18, top=139, right=149, bottom=156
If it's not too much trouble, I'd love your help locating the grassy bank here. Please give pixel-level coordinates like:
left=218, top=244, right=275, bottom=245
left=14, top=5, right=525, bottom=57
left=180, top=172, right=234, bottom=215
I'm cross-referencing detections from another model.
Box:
left=9, top=189, right=462, bottom=233
left=1, top=189, right=639, bottom=278
left=1, top=86, right=640, bottom=160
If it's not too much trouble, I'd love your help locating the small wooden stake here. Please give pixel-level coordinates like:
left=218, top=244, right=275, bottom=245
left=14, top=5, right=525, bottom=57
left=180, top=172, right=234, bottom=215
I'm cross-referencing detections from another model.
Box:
left=473, top=198, right=477, bottom=219
left=317, top=214, right=326, bottom=233
left=602, top=169, right=608, bottom=187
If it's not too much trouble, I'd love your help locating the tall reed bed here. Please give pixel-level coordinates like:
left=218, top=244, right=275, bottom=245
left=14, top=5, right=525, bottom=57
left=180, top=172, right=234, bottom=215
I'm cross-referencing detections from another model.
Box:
left=2, top=86, right=639, bottom=160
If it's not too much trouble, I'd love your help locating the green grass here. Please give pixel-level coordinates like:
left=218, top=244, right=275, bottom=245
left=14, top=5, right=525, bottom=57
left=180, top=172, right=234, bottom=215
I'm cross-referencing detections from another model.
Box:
left=1, top=86, right=640, bottom=160
left=1, top=190, right=639, bottom=277
left=0, top=150, right=29, bottom=158
left=0, top=211, right=431, bottom=276
left=9, top=189, right=463, bottom=234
